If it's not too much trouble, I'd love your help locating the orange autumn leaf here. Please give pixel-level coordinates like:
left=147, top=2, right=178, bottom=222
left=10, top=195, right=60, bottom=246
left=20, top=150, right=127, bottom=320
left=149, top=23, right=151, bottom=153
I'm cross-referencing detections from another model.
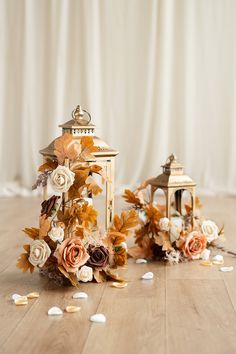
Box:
left=114, top=247, right=127, bottom=267
left=68, top=169, right=90, bottom=199
left=111, top=210, right=139, bottom=236
left=80, top=136, right=99, bottom=153
left=54, top=133, right=79, bottom=164
left=78, top=204, right=98, bottom=227
left=39, top=215, right=51, bottom=239
left=123, top=189, right=143, bottom=207
left=128, top=234, right=154, bottom=260
left=106, top=231, right=126, bottom=246
left=58, top=266, right=79, bottom=288
left=22, top=227, right=39, bottom=240
left=16, top=246, right=34, bottom=273
left=38, top=159, right=58, bottom=172
left=154, top=231, right=173, bottom=252
left=85, top=175, right=103, bottom=196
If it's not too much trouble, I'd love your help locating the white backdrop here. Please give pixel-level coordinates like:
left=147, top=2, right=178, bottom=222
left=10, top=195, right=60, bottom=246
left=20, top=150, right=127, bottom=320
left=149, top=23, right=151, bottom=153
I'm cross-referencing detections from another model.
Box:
left=0, top=0, right=236, bottom=196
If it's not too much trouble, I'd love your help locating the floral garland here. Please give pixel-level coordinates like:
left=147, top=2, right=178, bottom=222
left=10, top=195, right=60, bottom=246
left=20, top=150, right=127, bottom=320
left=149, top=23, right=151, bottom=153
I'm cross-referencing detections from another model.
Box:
left=17, top=133, right=139, bottom=287
left=123, top=187, right=225, bottom=264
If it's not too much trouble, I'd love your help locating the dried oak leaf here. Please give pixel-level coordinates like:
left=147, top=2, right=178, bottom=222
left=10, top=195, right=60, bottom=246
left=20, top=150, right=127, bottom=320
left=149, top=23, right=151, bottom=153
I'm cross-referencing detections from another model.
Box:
left=58, top=265, right=79, bottom=288
left=93, top=269, right=107, bottom=283
left=77, top=136, right=99, bottom=162
left=38, top=159, right=58, bottom=172
left=128, top=234, right=154, bottom=260
left=145, top=204, right=162, bottom=235
left=68, top=169, right=90, bottom=199
left=111, top=210, right=139, bottom=236
left=106, top=231, right=126, bottom=247
left=39, top=215, right=51, bottom=239
left=22, top=227, right=39, bottom=240
left=16, top=245, right=34, bottom=273
left=123, top=189, right=143, bottom=207
left=105, top=269, right=125, bottom=282
left=114, top=247, right=127, bottom=267
left=85, top=175, right=103, bottom=196
left=54, top=132, right=79, bottom=164
left=57, top=209, right=71, bottom=227
left=154, top=231, right=173, bottom=252
left=135, top=225, right=149, bottom=245
left=78, top=203, right=98, bottom=227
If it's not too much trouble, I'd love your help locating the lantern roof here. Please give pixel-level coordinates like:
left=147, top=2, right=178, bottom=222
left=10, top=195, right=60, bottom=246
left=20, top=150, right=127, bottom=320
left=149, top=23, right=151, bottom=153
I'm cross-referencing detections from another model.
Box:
left=152, top=153, right=196, bottom=189
left=40, top=105, right=119, bottom=158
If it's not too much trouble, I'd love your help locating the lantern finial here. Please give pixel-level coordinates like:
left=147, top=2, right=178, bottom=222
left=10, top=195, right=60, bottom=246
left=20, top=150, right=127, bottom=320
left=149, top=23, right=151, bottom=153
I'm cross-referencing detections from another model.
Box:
left=72, top=105, right=91, bottom=125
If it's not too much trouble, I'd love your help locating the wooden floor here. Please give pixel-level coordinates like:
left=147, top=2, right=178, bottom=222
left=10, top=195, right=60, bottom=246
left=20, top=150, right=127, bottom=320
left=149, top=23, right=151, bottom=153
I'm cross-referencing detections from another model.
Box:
left=0, top=196, right=236, bottom=354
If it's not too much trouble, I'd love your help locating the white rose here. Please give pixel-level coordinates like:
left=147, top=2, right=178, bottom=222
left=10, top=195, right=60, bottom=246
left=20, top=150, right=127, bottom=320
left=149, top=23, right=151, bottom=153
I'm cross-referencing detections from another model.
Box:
left=29, top=240, right=51, bottom=267
left=201, top=220, right=219, bottom=243
left=77, top=265, right=93, bottom=282
left=48, top=226, right=64, bottom=243
left=159, top=217, right=170, bottom=231
left=169, top=217, right=183, bottom=243
left=50, top=165, right=75, bottom=193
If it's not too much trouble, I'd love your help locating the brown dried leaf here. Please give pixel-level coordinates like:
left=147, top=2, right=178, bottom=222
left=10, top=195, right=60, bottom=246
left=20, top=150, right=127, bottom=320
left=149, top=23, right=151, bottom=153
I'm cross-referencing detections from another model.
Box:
left=123, top=189, right=143, bottom=207
left=78, top=203, right=98, bottom=227
left=111, top=210, right=139, bottom=236
left=58, top=265, right=79, bottom=288
left=38, top=159, right=58, bottom=172
left=39, top=215, right=51, bottom=239
left=85, top=175, right=103, bottom=196
left=129, top=234, right=154, bottom=259
left=16, top=249, right=34, bottom=273
left=68, top=169, right=90, bottom=199
left=105, top=269, right=125, bottom=282
left=80, top=136, right=99, bottom=153
left=93, top=269, right=107, bottom=283
left=22, top=227, right=39, bottom=240
left=154, top=231, right=173, bottom=252
left=54, top=133, right=79, bottom=164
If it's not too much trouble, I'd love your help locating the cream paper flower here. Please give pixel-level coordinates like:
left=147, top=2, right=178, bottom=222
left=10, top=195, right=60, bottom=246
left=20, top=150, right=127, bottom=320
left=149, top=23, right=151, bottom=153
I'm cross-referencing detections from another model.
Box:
left=77, top=265, right=93, bottom=282
left=50, top=165, right=75, bottom=193
left=169, top=217, right=183, bottom=243
left=29, top=240, right=51, bottom=267
left=159, top=217, right=170, bottom=231
left=48, top=226, right=64, bottom=243
left=201, top=220, right=219, bottom=243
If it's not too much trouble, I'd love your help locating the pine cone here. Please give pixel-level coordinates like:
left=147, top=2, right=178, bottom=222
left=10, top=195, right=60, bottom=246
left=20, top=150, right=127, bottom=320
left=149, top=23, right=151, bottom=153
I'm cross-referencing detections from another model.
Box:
left=41, top=195, right=60, bottom=218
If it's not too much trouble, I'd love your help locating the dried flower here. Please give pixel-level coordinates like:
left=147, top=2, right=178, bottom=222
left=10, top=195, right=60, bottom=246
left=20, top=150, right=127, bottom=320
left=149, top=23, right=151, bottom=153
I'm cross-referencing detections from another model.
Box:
left=159, top=217, right=170, bottom=231
left=181, top=231, right=207, bottom=259
left=41, top=195, right=60, bottom=217
left=28, top=240, right=51, bottom=267
left=77, top=265, right=93, bottom=282
left=50, top=165, right=75, bottom=193
left=165, top=250, right=182, bottom=264
left=48, top=226, right=64, bottom=243
left=201, top=220, right=219, bottom=243
left=54, top=238, right=89, bottom=273
left=86, top=245, right=109, bottom=268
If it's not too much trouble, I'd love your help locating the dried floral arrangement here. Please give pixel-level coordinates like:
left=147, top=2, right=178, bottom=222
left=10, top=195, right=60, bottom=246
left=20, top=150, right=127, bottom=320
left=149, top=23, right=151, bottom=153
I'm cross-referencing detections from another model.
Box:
left=17, top=133, right=139, bottom=287
left=123, top=187, right=225, bottom=264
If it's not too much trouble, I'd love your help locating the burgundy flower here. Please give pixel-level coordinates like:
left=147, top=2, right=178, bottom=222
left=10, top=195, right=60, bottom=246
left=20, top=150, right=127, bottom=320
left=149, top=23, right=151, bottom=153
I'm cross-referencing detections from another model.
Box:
left=41, top=195, right=60, bottom=218
left=87, top=245, right=109, bottom=268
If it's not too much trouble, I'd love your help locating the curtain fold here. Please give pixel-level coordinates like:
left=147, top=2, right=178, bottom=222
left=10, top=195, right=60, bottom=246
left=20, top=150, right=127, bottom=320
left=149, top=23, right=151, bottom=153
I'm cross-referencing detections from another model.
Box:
left=0, top=0, right=236, bottom=196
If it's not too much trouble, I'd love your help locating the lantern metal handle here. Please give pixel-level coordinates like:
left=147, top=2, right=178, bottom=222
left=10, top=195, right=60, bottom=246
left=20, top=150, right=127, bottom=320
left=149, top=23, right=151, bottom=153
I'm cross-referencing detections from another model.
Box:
left=72, top=105, right=91, bottom=125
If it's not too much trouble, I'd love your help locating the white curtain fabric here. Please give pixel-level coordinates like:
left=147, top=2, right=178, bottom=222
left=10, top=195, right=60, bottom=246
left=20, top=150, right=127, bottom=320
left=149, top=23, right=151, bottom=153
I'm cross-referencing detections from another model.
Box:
left=0, top=0, right=236, bottom=196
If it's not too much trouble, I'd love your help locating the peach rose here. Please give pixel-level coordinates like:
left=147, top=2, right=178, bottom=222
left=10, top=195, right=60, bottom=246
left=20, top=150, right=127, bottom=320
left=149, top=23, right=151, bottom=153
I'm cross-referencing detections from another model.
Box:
left=181, top=231, right=207, bottom=259
left=54, top=238, right=89, bottom=273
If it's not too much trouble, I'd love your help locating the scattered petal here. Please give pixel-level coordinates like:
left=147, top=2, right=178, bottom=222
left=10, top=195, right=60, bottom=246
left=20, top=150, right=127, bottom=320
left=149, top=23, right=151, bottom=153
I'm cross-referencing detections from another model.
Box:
left=141, top=272, right=154, bottom=280
left=111, top=282, right=128, bottom=288
left=212, top=260, right=224, bottom=265
left=48, top=306, right=63, bottom=316
left=72, top=292, right=88, bottom=299
left=14, top=297, right=28, bottom=306
left=220, top=266, right=234, bottom=272
left=27, top=292, right=39, bottom=299
left=212, top=255, right=224, bottom=262
left=12, top=294, right=22, bottom=301
left=200, top=260, right=212, bottom=266
left=90, top=313, right=106, bottom=323
left=65, top=306, right=81, bottom=313
left=135, top=258, right=147, bottom=264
